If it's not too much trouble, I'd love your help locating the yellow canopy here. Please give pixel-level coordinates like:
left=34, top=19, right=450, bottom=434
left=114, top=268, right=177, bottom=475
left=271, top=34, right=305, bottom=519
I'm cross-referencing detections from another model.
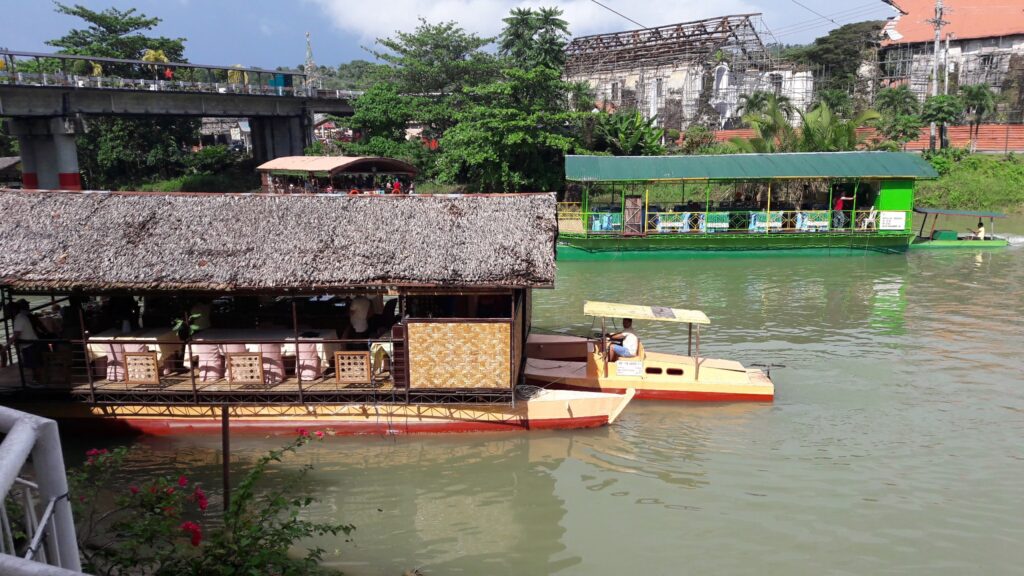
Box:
left=583, top=301, right=710, bottom=325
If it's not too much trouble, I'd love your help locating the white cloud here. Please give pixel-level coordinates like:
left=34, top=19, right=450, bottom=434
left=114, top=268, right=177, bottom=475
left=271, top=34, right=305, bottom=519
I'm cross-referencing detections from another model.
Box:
left=309, top=0, right=761, bottom=48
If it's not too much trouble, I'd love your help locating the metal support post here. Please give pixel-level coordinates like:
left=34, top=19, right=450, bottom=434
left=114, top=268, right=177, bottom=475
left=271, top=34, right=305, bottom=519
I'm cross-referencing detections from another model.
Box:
left=221, top=406, right=231, bottom=514
left=292, top=298, right=304, bottom=404
left=77, top=307, right=94, bottom=404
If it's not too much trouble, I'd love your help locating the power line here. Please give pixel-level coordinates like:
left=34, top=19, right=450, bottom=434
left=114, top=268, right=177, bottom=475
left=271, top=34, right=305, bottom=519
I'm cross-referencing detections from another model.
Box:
left=788, top=0, right=840, bottom=25
left=772, top=3, right=883, bottom=34
left=588, top=0, right=647, bottom=29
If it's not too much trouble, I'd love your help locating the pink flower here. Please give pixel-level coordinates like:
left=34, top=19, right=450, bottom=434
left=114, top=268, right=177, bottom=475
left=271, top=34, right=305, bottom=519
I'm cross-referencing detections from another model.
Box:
left=180, top=521, right=202, bottom=547
left=85, top=448, right=101, bottom=457
left=296, top=428, right=310, bottom=437
left=129, top=485, right=139, bottom=495
left=314, top=430, right=325, bottom=439
left=178, top=475, right=188, bottom=487
left=165, top=487, right=175, bottom=495
left=193, top=486, right=208, bottom=511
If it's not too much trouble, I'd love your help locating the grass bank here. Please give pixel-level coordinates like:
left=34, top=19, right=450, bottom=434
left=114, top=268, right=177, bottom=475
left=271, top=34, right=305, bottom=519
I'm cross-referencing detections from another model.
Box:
left=917, top=154, right=1024, bottom=213
left=135, top=171, right=259, bottom=193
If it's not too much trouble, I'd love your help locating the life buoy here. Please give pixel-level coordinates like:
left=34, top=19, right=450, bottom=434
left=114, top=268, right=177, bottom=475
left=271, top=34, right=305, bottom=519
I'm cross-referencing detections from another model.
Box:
left=348, top=189, right=361, bottom=195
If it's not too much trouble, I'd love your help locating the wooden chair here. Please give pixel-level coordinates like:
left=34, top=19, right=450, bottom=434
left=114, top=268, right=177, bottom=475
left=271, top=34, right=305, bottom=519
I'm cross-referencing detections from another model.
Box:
left=226, top=352, right=264, bottom=387
left=334, top=351, right=371, bottom=385
left=124, top=352, right=161, bottom=386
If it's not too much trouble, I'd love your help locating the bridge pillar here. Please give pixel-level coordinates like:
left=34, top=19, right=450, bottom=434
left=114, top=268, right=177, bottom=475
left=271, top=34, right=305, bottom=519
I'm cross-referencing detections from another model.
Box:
left=8, top=118, right=81, bottom=190
left=250, top=116, right=312, bottom=164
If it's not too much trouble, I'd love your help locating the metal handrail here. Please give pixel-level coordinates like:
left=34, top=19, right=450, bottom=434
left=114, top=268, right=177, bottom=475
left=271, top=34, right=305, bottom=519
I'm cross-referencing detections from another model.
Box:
left=0, top=407, right=81, bottom=573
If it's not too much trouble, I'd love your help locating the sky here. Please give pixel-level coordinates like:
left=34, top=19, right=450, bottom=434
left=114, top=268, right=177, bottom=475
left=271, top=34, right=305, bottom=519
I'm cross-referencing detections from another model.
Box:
left=1, top=0, right=898, bottom=69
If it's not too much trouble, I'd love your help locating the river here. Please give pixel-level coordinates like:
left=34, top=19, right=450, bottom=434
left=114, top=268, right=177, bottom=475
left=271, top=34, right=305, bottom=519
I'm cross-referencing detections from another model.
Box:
left=65, top=242, right=1024, bottom=575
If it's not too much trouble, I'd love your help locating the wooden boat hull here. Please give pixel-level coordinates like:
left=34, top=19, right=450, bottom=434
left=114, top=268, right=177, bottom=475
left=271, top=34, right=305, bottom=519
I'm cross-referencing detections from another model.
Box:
left=6, top=389, right=634, bottom=436
left=525, top=334, right=774, bottom=402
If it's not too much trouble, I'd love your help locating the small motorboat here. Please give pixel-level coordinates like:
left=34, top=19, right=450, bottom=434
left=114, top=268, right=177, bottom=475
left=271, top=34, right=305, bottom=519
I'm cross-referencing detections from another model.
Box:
left=525, top=301, right=774, bottom=402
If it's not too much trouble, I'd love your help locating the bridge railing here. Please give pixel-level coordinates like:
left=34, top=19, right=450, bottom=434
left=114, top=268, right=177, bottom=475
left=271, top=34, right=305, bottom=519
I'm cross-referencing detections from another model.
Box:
left=0, top=406, right=82, bottom=574
left=0, top=50, right=358, bottom=100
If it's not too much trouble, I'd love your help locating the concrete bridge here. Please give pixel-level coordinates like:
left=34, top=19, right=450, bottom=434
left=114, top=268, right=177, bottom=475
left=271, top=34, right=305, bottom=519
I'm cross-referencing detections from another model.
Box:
left=0, top=50, right=359, bottom=189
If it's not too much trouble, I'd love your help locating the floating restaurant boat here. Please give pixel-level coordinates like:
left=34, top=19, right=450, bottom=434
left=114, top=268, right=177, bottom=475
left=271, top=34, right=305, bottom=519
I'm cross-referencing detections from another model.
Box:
left=910, top=207, right=1010, bottom=249
left=558, top=152, right=939, bottom=259
left=0, top=189, right=632, bottom=434
left=525, top=301, right=774, bottom=402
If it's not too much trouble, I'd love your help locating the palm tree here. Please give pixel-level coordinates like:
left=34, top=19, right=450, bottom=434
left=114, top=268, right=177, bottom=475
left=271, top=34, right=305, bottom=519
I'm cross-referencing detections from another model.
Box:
left=875, top=85, right=920, bottom=117
left=498, top=7, right=569, bottom=70
left=736, top=91, right=793, bottom=118
left=960, top=84, right=996, bottom=152
left=814, top=89, right=853, bottom=118
left=730, top=96, right=798, bottom=153
left=798, top=102, right=881, bottom=152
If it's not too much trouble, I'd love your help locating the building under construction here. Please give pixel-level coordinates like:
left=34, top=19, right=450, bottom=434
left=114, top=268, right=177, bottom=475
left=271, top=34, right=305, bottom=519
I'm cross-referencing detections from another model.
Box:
left=878, top=0, right=1024, bottom=116
left=564, top=14, right=815, bottom=130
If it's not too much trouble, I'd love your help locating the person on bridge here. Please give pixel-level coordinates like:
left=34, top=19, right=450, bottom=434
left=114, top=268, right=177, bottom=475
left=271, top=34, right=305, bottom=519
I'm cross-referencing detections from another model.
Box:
left=163, top=67, right=174, bottom=81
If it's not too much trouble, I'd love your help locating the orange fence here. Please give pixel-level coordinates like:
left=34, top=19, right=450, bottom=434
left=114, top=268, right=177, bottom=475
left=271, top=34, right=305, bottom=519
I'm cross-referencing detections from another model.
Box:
left=712, top=124, right=1024, bottom=153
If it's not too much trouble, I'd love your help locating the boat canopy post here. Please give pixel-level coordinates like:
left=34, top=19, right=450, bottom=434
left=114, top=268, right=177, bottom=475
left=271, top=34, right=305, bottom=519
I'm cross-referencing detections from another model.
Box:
left=704, top=181, right=711, bottom=234
left=78, top=306, right=95, bottom=404
left=918, top=212, right=929, bottom=238
left=766, top=180, right=773, bottom=235
left=687, top=323, right=693, bottom=356
left=827, top=180, right=834, bottom=230
left=694, top=325, right=701, bottom=381
left=601, top=317, right=608, bottom=378
left=292, top=297, right=304, bottom=404
left=644, top=189, right=649, bottom=234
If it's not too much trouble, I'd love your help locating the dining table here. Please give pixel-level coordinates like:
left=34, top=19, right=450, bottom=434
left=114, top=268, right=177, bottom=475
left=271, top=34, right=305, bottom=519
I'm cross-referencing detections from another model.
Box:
left=86, top=327, right=182, bottom=364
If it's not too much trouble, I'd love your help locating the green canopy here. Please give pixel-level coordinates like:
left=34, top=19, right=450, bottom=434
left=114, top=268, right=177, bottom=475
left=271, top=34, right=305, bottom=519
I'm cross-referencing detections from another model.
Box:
left=914, top=207, right=1007, bottom=218
left=565, top=152, right=939, bottom=182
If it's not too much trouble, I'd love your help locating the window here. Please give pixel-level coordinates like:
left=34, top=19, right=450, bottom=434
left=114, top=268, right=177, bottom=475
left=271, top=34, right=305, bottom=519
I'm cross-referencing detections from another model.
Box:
left=656, top=78, right=664, bottom=99
left=611, top=81, right=619, bottom=102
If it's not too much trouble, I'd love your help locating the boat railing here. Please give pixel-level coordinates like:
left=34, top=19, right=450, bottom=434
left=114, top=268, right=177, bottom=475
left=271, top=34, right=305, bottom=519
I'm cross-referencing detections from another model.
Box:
left=2, top=333, right=513, bottom=405
left=557, top=207, right=911, bottom=237
left=0, top=406, right=82, bottom=574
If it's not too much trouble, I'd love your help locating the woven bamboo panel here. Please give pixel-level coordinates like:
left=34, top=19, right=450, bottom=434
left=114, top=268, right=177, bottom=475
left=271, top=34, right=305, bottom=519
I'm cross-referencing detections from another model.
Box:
left=227, top=353, right=264, bottom=385
left=125, top=352, right=160, bottom=386
left=334, top=351, right=371, bottom=384
left=407, top=322, right=510, bottom=389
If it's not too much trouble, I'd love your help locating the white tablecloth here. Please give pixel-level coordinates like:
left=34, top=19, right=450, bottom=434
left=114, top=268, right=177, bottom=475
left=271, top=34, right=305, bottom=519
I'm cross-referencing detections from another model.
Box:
left=87, top=328, right=181, bottom=362
left=184, top=328, right=340, bottom=368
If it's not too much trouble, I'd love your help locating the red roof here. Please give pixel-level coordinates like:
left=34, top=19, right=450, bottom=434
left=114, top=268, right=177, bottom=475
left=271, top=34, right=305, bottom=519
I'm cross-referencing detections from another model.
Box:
left=883, top=0, right=1024, bottom=45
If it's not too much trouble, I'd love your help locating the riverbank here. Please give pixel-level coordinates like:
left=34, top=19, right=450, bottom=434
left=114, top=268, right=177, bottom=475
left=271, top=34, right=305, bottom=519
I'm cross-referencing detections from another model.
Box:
left=916, top=153, right=1024, bottom=214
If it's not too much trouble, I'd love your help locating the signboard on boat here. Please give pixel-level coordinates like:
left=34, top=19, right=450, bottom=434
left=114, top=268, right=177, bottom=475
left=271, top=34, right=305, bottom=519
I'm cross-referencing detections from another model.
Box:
left=616, top=360, right=643, bottom=377
left=879, top=211, right=907, bottom=231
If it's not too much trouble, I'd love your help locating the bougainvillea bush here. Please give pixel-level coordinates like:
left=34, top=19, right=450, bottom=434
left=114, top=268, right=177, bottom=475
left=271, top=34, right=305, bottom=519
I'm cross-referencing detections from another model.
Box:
left=70, top=432, right=353, bottom=576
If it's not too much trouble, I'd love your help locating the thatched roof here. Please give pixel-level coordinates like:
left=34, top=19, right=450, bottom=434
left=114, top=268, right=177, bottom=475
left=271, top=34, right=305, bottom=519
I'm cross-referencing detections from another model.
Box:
left=0, top=190, right=556, bottom=292
left=256, top=156, right=417, bottom=176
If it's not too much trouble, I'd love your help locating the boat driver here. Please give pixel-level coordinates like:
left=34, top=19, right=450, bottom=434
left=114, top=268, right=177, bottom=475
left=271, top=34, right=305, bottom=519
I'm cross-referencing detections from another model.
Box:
left=973, top=220, right=986, bottom=241
left=608, top=318, right=639, bottom=362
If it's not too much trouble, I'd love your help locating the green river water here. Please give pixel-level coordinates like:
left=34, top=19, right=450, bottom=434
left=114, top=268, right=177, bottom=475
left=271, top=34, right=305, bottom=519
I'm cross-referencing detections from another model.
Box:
left=65, top=238, right=1024, bottom=575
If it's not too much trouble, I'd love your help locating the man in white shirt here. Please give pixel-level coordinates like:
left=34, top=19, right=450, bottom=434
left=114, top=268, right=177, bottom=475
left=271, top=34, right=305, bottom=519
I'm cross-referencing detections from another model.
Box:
left=608, top=318, right=639, bottom=362
left=348, top=296, right=372, bottom=336
left=10, top=300, right=42, bottom=383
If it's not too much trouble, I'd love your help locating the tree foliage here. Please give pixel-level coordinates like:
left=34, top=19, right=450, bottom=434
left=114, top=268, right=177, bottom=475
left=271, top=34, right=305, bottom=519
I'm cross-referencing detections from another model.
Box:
left=960, top=84, right=997, bottom=152
left=48, top=3, right=185, bottom=61
left=876, top=86, right=921, bottom=117
left=437, top=64, right=577, bottom=191
left=594, top=110, right=666, bottom=156
left=499, top=7, right=570, bottom=69
left=46, top=3, right=199, bottom=189
left=784, top=21, right=884, bottom=92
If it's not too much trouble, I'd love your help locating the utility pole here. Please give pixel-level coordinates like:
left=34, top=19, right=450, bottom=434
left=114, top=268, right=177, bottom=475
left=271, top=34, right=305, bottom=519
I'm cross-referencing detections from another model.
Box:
left=928, top=0, right=948, bottom=150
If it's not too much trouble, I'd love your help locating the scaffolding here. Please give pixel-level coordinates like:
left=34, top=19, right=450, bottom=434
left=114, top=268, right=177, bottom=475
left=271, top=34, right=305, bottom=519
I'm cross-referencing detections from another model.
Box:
left=564, top=14, right=818, bottom=130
